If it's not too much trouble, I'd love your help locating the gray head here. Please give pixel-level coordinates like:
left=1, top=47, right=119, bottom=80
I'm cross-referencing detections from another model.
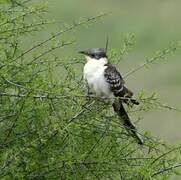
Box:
left=79, top=48, right=107, bottom=60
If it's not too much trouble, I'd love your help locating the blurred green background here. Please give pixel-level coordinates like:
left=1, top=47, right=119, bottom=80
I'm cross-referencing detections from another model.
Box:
left=29, top=0, right=181, bottom=144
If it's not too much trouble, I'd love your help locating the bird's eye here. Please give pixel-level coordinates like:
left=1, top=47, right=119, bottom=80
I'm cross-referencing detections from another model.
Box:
left=91, top=54, right=95, bottom=58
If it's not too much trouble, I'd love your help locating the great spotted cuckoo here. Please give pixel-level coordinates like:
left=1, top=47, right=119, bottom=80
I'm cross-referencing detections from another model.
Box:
left=79, top=48, right=143, bottom=145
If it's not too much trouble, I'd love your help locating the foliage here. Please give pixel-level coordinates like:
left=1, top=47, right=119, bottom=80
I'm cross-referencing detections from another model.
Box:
left=0, top=1, right=181, bottom=179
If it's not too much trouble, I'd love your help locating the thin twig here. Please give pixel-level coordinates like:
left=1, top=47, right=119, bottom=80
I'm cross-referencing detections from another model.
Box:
left=151, top=163, right=181, bottom=177
left=0, top=20, right=61, bottom=35
left=9, top=13, right=108, bottom=64
left=150, top=145, right=181, bottom=166
left=123, top=46, right=178, bottom=79
left=3, top=98, right=26, bottom=143
left=68, top=101, right=95, bottom=123
left=0, top=6, right=46, bottom=27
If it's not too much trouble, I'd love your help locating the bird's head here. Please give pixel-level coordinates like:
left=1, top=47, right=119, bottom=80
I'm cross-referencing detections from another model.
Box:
left=79, top=48, right=108, bottom=64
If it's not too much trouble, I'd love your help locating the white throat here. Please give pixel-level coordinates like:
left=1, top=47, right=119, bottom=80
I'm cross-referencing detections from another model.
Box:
left=85, top=56, right=108, bottom=65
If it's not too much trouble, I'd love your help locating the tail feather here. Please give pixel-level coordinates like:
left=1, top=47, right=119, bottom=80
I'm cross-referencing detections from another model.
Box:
left=113, top=101, right=144, bottom=145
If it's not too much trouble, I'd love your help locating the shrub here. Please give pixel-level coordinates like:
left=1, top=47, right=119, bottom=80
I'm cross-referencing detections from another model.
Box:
left=0, top=1, right=180, bottom=179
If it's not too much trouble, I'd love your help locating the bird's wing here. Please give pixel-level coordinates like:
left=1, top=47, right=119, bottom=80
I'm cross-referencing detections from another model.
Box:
left=105, top=64, right=143, bottom=144
left=104, top=64, right=133, bottom=98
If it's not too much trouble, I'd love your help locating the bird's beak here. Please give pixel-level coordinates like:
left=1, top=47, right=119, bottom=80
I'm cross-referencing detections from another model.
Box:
left=78, top=50, right=88, bottom=55
left=78, top=51, right=85, bottom=54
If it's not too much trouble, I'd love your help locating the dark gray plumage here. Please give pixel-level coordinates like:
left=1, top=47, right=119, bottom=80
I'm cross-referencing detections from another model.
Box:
left=104, top=63, right=139, bottom=105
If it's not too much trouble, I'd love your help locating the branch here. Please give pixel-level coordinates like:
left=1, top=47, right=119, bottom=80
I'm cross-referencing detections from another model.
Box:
left=68, top=101, right=96, bottom=123
left=8, top=13, right=108, bottom=64
left=2, top=98, right=27, bottom=144
left=123, top=45, right=180, bottom=79
left=26, top=41, right=74, bottom=66
left=0, top=5, right=46, bottom=27
left=151, top=163, right=181, bottom=177
left=150, top=145, right=181, bottom=166
left=0, top=92, right=180, bottom=113
left=0, top=20, right=61, bottom=35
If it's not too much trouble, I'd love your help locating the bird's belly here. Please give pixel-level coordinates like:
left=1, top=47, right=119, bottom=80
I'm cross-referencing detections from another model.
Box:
left=84, top=66, right=113, bottom=98
left=90, top=77, right=110, bottom=96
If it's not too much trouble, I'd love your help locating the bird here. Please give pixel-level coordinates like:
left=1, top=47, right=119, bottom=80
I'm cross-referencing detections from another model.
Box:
left=79, top=48, right=144, bottom=145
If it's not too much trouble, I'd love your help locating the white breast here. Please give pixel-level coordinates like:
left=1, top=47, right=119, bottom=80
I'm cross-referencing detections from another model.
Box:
left=83, top=58, right=113, bottom=98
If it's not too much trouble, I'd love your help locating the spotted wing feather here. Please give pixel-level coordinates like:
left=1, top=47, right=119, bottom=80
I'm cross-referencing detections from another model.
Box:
left=104, top=64, right=133, bottom=98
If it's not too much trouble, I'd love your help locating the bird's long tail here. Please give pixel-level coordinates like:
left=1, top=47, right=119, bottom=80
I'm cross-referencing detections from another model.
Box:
left=113, top=101, right=144, bottom=145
